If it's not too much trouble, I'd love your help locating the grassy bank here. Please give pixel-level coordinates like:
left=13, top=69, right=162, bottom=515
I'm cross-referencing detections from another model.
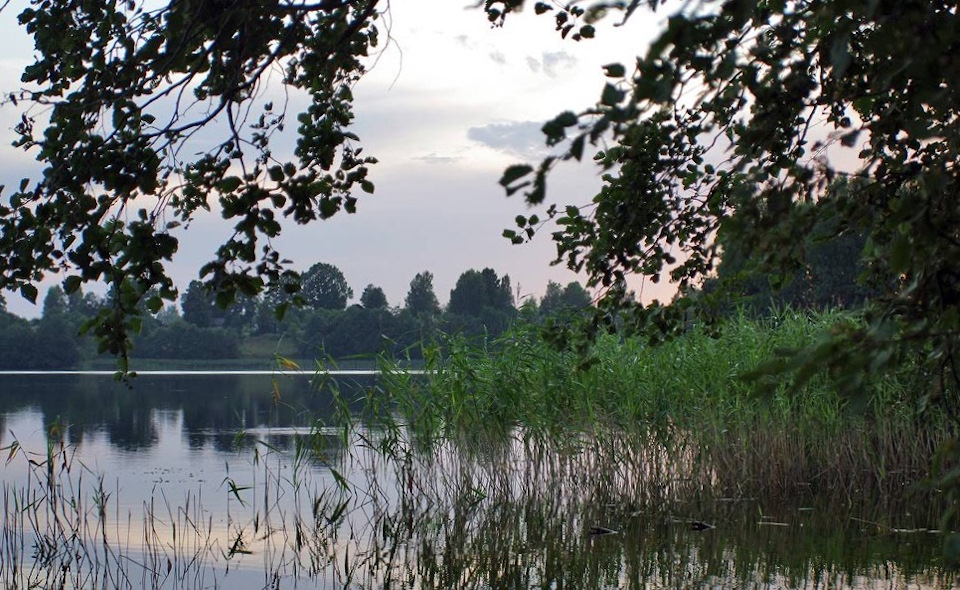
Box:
left=366, top=308, right=953, bottom=502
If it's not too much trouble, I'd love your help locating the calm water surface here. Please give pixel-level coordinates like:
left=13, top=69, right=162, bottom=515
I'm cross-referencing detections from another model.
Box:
left=0, top=373, right=953, bottom=589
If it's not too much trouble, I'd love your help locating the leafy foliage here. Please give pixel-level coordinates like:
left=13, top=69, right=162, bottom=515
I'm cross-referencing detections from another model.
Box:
left=135, top=320, right=240, bottom=360
left=181, top=279, right=258, bottom=329
left=181, top=280, right=217, bottom=328
left=0, top=266, right=532, bottom=368
left=0, top=0, right=381, bottom=368
left=300, top=262, right=353, bottom=310
left=703, top=180, right=878, bottom=314
left=448, top=268, right=515, bottom=317
left=359, top=284, right=388, bottom=309
left=489, top=1, right=960, bottom=412
left=299, top=306, right=417, bottom=359
left=540, top=280, right=592, bottom=316
left=404, top=271, right=441, bottom=317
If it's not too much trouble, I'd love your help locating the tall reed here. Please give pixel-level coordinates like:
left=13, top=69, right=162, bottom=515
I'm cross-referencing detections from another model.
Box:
left=366, top=308, right=953, bottom=502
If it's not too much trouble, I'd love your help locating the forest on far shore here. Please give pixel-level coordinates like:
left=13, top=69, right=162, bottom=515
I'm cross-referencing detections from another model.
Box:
left=0, top=264, right=593, bottom=369
left=0, top=224, right=871, bottom=371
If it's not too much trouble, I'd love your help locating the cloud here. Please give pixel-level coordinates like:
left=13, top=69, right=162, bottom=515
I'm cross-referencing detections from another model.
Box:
left=489, top=51, right=507, bottom=65
left=542, top=51, right=577, bottom=77
left=523, top=50, right=578, bottom=78
left=415, top=153, right=462, bottom=165
left=467, top=121, right=547, bottom=158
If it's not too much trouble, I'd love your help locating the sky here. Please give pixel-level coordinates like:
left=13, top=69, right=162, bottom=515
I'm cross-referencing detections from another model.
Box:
left=0, top=0, right=675, bottom=318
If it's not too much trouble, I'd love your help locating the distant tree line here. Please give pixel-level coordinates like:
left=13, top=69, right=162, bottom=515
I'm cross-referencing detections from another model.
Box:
left=0, top=222, right=874, bottom=369
left=698, top=208, right=878, bottom=316
left=0, top=263, right=594, bottom=369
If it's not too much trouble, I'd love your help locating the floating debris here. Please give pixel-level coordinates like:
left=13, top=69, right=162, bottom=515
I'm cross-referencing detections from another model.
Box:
left=589, top=526, right=618, bottom=536
left=668, top=517, right=715, bottom=531
left=690, top=520, right=715, bottom=531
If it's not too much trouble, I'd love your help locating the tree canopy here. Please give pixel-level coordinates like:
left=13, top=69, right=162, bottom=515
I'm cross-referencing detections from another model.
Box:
left=301, top=262, right=352, bottom=310
left=0, top=0, right=380, bottom=367
left=491, top=0, right=960, bottom=406
left=448, top=268, right=514, bottom=317
left=540, top=280, right=592, bottom=316
left=405, top=271, right=441, bottom=317
left=360, top=284, right=388, bottom=309
left=5, top=0, right=960, bottom=404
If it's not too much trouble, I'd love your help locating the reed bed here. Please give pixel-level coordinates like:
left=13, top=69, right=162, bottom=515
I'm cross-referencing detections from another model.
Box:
left=368, top=308, right=954, bottom=502
left=1, top=308, right=955, bottom=588
left=0, top=413, right=952, bottom=589
left=347, top=429, right=952, bottom=589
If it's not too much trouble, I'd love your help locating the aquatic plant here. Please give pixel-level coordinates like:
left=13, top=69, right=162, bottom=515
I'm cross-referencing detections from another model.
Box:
left=361, top=309, right=953, bottom=502
left=0, top=404, right=953, bottom=589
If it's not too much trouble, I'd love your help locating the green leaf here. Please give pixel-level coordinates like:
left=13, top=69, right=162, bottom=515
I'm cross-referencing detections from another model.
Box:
left=601, top=83, right=625, bottom=106
left=503, top=229, right=523, bottom=244
left=500, top=164, right=534, bottom=188
left=569, top=135, right=586, bottom=161
left=319, top=197, right=339, bottom=218
left=216, top=290, right=234, bottom=309
left=542, top=112, right=578, bottom=145
left=63, top=275, right=82, bottom=294
left=145, top=296, right=163, bottom=313
left=829, top=36, right=851, bottom=79
left=505, top=181, right=531, bottom=197
left=360, top=180, right=375, bottom=194
left=602, top=63, right=626, bottom=78
left=840, top=130, right=860, bottom=147
left=889, top=234, right=911, bottom=273
left=20, top=284, right=37, bottom=303
left=219, top=176, right=242, bottom=192
left=555, top=111, right=578, bottom=127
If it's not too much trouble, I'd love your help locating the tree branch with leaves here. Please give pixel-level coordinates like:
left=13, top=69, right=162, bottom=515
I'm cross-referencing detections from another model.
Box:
left=0, top=0, right=382, bottom=370
left=492, top=0, right=960, bottom=404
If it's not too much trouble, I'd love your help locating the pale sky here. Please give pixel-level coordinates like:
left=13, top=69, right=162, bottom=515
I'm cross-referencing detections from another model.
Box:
left=0, top=0, right=677, bottom=318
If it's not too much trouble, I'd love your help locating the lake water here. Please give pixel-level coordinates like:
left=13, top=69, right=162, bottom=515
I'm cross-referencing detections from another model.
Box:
left=0, top=372, right=954, bottom=589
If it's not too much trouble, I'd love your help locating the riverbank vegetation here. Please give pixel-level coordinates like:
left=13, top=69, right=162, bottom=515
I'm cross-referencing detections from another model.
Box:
left=362, top=308, right=952, bottom=505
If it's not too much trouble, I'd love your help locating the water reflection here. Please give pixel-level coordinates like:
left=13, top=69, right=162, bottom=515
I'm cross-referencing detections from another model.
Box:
left=335, top=433, right=950, bottom=590
left=0, top=372, right=359, bottom=451
left=0, top=374, right=953, bottom=589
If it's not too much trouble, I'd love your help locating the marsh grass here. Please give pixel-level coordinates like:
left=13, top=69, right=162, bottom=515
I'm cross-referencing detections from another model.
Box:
left=365, top=308, right=953, bottom=502
left=0, top=426, right=365, bottom=589
left=327, top=424, right=952, bottom=589
left=0, top=408, right=952, bottom=589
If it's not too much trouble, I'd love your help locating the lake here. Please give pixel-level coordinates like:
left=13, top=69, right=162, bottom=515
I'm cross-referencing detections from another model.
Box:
left=0, top=372, right=954, bottom=589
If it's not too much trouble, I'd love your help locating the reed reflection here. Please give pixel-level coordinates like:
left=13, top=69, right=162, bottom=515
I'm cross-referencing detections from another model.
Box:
left=0, top=375, right=952, bottom=589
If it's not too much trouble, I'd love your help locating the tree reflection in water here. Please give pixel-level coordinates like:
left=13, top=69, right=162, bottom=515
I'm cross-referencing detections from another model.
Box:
left=0, top=375, right=952, bottom=589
